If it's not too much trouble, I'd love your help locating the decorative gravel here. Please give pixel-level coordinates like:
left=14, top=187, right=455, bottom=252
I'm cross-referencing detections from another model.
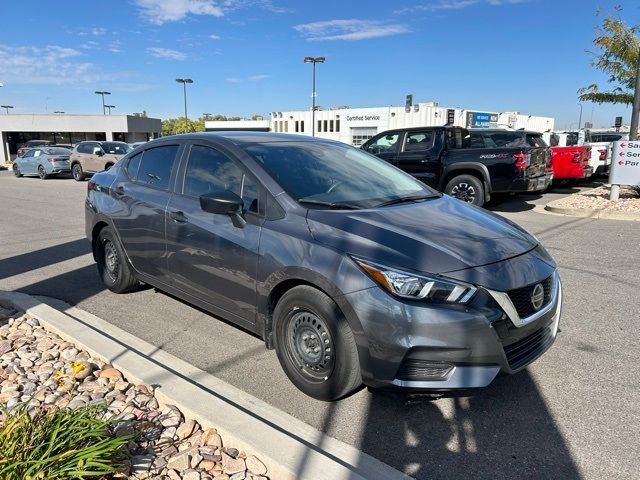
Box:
left=0, top=304, right=269, bottom=480
left=550, top=185, right=640, bottom=213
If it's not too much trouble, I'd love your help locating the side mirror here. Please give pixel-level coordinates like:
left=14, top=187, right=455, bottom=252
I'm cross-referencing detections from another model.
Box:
left=200, top=190, right=246, bottom=228
left=96, top=150, right=105, bottom=156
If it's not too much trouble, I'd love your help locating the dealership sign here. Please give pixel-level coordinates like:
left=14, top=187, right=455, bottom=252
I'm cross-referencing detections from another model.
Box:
left=609, top=141, right=640, bottom=186
left=466, top=112, right=498, bottom=128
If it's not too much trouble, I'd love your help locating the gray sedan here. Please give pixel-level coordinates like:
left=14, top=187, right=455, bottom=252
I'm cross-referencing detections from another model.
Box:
left=13, top=147, right=73, bottom=179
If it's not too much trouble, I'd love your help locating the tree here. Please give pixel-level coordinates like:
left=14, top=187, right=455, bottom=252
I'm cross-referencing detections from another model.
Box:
left=161, top=117, right=205, bottom=136
left=578, top=9, right=640, bottom=105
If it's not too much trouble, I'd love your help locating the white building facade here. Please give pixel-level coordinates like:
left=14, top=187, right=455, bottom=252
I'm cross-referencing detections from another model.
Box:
left=270, top=103, right=555, bottom=146
left=0, top=114, right=161, bottom=165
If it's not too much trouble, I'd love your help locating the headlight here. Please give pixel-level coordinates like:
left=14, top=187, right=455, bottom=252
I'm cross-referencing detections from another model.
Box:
left=353, top=257, right=477, bottom=303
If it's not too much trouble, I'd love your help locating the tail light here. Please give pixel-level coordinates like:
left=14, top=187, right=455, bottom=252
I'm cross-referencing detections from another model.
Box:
left=513, top=152, right=530, bottom=170
left=47, top=157, right=67, bottom=163
left=87, top=179, right=95, bottom=192
left=598, top=149, right=607, bottom=160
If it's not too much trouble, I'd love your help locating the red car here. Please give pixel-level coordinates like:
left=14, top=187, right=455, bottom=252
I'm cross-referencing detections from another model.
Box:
left=549, top=145, right=593, bottom=183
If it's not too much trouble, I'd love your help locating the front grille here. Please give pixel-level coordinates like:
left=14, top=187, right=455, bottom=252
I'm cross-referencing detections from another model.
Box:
left=507, top=275, right=553, bottom=318
left=396, top=360, right=453, bottom=381
left=503, top=326, right=554, bottom=370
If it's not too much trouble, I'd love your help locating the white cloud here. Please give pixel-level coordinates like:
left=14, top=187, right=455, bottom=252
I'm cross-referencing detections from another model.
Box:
left=209, top=34, right=221, bottom=40
left=147, top=47, right=187, bottom=60
left=0, top=44, right=131, bottom=86
left=394, top=0, right=528, bottom=14
left=293, top=19, right=409, bottom=41
left=135, top=0, right=224, bottom=24
left=91, top=27, right=108, bottom=36
left=225, top=74, right=270, bottom=83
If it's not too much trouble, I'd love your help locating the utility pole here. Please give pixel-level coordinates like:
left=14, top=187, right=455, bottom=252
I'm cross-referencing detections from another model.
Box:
left=304, top=57, right=325, bottom=136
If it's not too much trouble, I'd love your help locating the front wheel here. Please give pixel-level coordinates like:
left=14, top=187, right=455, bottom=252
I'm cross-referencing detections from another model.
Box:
left=95, top=227, right=139, bottom=293
left=72, top=163, right=85, bottom=181
left=13, top=165, right=22, bottom=177
left=445, top=174, right=485, bottom=207
left=273, top=286, right=362, bottom=401
left=38, top=165, right=49, bottom=180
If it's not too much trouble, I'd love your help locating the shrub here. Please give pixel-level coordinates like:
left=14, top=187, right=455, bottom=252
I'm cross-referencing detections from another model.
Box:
left=0, top=402, right=132, bottom=479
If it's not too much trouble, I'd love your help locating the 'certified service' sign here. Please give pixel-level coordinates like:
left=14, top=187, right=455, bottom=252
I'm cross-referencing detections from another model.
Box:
left=609, top=141, right=640, bottom=186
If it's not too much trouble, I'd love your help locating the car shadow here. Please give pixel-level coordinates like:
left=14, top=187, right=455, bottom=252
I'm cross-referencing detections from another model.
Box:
left=486, top=193, right=539, bottom=213
left=352, top=371, right=581, bottom=479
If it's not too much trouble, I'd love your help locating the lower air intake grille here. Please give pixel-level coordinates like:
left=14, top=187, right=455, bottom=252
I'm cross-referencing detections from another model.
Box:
left=503, top=326, right=554, bottom=370
left=396, top=360, right=454, bottom=381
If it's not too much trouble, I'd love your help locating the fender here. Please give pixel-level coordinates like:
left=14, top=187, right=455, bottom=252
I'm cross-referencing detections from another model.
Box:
left=439, top=162, right=492, bottom=201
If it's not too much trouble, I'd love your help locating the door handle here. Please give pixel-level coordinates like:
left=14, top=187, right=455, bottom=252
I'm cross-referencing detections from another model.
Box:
left=113, top=186, right=125, bottom=196
left=169, top=210, right=188, bottom=223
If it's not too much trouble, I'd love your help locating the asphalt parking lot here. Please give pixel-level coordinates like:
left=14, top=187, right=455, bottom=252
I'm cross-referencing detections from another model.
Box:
left=1, top=170, right=638, bottom=479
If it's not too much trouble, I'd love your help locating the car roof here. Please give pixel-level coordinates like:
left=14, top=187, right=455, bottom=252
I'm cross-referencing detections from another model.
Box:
left=473, top=129, right=542, bottom=134
left=154, top=131, right=344, bottom=146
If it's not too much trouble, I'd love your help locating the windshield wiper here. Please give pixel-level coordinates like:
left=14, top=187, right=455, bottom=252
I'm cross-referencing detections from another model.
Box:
left=298, top=198, right=360, bottom=210
left=375, top=194, right=437, bottom=208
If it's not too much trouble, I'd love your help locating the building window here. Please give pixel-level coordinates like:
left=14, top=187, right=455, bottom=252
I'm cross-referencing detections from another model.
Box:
left=284, top=121, right=288, bottom=133
left=295, top=121, right=299, bottom=133
left=351, top=127, right=378, bottom=146
left=336, top=120, right=340, bottom=132
left=323, top=120, right=328, bottom=132
left=317, top=120, right=322, bottom=133
left=329, top=120, right=334, bottom=132
left=301, top=121, right=305, bottom=132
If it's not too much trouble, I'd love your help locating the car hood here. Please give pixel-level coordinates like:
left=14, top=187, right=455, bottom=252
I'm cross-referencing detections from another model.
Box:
left=306, top=195, right=540, bottom=275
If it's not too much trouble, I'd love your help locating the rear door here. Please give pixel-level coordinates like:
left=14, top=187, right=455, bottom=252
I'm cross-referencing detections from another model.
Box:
left=361, top=131, right=401, bottom=164
left=110, top=143, right=182, bottom=280
left=165, top=142, right=263, bottom=325
left=20, top=149, right=36, bottom=173
left=395, top=130, right=439, bottom=187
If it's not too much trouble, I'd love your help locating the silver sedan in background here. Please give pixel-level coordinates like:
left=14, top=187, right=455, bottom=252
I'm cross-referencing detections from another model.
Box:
left=13, top=147, right=73, bottom=179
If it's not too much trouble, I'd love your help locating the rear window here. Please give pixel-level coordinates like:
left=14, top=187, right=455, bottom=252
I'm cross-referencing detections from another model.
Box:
left=526, top=134, right=547, bottom=148
left=43, top=148, right=71, bottom=155
left=135, top=145, right=179, bottom=190
left=479, top=132, right=526, bottom=148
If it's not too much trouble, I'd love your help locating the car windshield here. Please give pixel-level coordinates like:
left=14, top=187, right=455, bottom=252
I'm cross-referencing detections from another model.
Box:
left=43, top=147, right=71, bottom=155
left=242, top=141, right=438, bottom=209
left=102, top=142, right=131, bottom=154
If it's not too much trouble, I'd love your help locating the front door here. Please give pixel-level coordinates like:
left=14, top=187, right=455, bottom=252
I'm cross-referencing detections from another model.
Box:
left=166, top=143, right=263, bottom=324
left=395, top=130, right=440, bottom=188
left=110, top=143, right=181, bottom=279
left=362, top=132, right=401, bottom=164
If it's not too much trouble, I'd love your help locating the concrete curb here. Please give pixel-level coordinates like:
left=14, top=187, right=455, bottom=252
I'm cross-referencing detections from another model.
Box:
left=0, top=290, right=412, bottom=480
left=544, top=191, right=640, bottom=222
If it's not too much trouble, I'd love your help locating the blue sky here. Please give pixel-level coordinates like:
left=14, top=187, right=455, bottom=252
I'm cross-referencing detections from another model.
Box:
left=0, top=0, right=638, bottom=128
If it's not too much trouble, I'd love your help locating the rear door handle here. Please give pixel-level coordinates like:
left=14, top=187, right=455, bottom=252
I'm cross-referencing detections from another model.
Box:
left=169, top=210, right=188, bottom=223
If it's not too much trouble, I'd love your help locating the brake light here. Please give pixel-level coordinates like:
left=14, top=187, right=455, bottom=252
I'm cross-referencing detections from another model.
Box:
left=513, top=152, right=529, bottom=170
left=87, top=179, right=95, bottom=192
left=598, top=149, right=607, bottom=160
left=47, top=157, right=67, bottom=163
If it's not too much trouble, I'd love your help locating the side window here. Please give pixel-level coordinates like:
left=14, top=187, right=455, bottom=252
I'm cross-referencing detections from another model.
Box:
left=366, top=133, right=399, bottom=154
left=404, top=131, right=434, bottom=151
left=526, top=134, right=547, bottom=148
left=482, top=132, right=525, bottom=148
left=92, top=145, right=103, bottom=155
left=126, top=152, right=142, bottom=179
left=33, top=150, right=42, bottom=157
left=136, top=145, right=179, bottom=190
left=183, top=145, right=261, bottom=214
left=550, top=134, right=559, bottom=147
left=23, top=150, right=35, bottom=158
left=78, top=144, right=90, bottom=154
left=469, top=132, right=486, bottom=148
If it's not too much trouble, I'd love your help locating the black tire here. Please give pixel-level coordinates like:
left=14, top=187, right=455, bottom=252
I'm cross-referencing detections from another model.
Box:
left=72, top=163, right=85, bottom=181
left=38, top=165, right=49, bottom=180
left=445, top=174, right=485, bottom=207
left=95, top=227, right=138, bottom=293
left=13, top=165, right=22, bottom=177
left=273, top=285, right=362, bottom=401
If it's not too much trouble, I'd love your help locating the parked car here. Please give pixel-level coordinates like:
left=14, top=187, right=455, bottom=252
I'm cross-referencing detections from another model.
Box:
left=556, top=129, right=610, bottom=175
left=361, top=127, right=553, bottom=207
left=128, top=141, right=147, bottom=150
left=85, top=132, right=562, bottom=401
left=17, top=140, right=51, bottom=158
left=13, top=146, right=72, bottom=179
left=545, top=133, right=593, bottom=184
left=70, top=141, right=131, bottom=181
left=590, top=132, right=628, bottom=143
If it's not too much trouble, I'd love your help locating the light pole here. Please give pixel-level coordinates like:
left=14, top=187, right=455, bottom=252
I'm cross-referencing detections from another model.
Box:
left=578, top=103, right=583, bottom=130
left=203, top=112, right=212, bottom=120
left=304, top=56, right=325, bottom=136
left=105, top=105, right=115, bottom=115
left=1, top=105, right=13, bottom=114
left=175, top=78, right=193, bottom=120
left=94, top=91, right=111, bottom=115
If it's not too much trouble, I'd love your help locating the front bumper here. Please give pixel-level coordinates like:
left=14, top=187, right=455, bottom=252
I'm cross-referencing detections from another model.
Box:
left=345, top=271, right=561, bottom=390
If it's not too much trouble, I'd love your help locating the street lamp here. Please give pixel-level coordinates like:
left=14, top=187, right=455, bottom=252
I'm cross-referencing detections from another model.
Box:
left=105, top=105, right=115, bottom=115
left=1, top=105, right=13, bottom=114
left=175, top=78, right=193, bottom=120
left=203, top=112, right=212, bottom=120
left=94, top=91, right=111, bottom=115
left=303, top=56, right=325, bottom=136
left=578, top=103, right=583, bottom=130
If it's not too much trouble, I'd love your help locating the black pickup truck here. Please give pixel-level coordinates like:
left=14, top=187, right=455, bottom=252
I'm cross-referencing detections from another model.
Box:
left=361, top=126, right=553, bottom=207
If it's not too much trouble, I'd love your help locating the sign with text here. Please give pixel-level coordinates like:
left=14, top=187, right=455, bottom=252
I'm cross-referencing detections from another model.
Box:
left=609, top=140, right=640, bottom=186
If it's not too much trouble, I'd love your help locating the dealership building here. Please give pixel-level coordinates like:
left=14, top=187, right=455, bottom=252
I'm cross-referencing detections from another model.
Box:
left=206, top=102, right=555, bottom=146
left=0, top=114, right=161, bottom=165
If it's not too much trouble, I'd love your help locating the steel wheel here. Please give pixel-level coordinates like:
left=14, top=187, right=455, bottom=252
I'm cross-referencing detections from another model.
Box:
left=102, top=239, right=120, bottom=283
left=285, top=310, right=336, bottom=382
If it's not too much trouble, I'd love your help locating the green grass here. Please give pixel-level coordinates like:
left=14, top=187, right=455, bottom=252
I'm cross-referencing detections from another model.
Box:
left=0, top=401, right=133, bottom=480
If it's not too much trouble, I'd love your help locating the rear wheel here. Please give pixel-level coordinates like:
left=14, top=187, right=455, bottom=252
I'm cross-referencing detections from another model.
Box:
left=38, top=165, right=49, bottom=180
left=72, top=163, right=85, bottom=181
left=273, top=286, right=362, bottom=401
left=445, top=174, right=485, bottom=207
left=95, top=227, right=138, bottom=293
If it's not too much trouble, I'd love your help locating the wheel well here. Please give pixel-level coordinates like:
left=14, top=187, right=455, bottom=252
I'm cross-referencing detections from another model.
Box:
left=70, top=160, right=81, bottom=167
left=441, top=168, right=490, bottom=201
left=91, top=221, right=109, bottom=260
left=264, top=279, right=323, bottom=349
left=104, top=162, right=114, bottom=170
